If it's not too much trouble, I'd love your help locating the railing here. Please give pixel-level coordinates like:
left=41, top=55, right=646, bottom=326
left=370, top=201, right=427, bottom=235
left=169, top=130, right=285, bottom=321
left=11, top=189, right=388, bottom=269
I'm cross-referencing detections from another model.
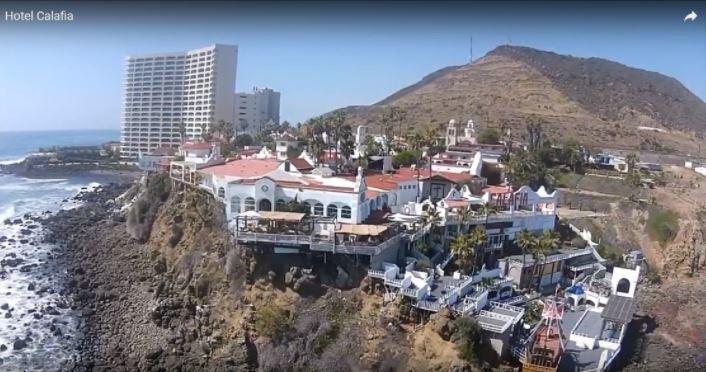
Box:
left=385, top=278, right=404, bottom=287
left=367, top=269, right=385, bottom=279
left=235, top=231, right=314, bottom=244
left=236, top=231, right=403, bottom=256
left=401, top=287, right=418, bottom=298
left=415, top=300, right=443, bottom=312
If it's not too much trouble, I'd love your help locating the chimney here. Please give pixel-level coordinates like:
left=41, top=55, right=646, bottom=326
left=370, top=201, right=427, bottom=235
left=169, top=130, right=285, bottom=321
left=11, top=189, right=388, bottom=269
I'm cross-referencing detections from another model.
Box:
left=284, top=160, right=291, bottom=172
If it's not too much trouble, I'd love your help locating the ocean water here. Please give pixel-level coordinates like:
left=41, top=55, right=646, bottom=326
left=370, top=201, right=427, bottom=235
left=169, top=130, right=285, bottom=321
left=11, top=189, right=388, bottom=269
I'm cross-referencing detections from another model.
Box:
left=0, top=130, right=118, bottom=369
left=0, top=129, right=119, bottom=164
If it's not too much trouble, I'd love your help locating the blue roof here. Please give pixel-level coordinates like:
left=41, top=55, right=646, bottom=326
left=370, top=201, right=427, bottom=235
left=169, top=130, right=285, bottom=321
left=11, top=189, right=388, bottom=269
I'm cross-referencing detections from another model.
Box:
left=567, top=285, right=585, bottom=295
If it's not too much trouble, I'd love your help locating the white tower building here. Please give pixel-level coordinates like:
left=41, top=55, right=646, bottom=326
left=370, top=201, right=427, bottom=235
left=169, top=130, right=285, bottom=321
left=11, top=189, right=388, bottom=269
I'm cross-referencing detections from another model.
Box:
left=120, top=44, right=237, bottom=159
left=235, top=87, right=281, bottom=134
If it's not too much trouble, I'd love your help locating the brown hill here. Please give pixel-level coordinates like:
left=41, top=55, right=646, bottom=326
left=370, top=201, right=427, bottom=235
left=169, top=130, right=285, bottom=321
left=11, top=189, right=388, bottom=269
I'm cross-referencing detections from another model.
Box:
left=334, top=45, right=706, bottom=155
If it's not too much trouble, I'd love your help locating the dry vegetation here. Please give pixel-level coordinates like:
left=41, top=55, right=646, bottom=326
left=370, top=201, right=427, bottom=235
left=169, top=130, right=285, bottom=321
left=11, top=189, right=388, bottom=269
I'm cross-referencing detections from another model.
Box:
left=335, top=46, right=704, bottom=155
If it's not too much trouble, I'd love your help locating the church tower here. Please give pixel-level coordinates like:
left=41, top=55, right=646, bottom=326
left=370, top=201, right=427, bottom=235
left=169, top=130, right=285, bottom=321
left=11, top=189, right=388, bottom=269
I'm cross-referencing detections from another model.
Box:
left=445, top=119, right=458, bottom=148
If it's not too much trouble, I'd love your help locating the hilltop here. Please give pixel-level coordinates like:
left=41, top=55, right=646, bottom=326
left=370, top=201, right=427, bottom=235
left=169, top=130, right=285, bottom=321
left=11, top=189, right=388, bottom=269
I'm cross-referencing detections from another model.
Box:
left=334, top=45, right=706, bottom=155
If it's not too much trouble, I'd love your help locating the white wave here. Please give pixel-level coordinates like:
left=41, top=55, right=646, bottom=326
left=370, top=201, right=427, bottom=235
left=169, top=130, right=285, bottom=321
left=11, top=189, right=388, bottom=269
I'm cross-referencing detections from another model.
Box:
left=0, top=155, right=26, bottom=165
left=0, top=204, right=15, bottom=221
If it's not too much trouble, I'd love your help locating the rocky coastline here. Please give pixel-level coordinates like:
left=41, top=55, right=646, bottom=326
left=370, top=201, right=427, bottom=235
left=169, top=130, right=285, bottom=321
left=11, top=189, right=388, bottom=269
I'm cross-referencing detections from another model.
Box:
left=39, top=179, right=256, bottom=371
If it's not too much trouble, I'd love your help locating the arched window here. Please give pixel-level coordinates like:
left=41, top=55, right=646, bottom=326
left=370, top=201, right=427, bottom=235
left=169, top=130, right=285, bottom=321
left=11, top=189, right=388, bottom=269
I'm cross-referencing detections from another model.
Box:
left=217, top=187, right=225, bottom=198
left=341, top=206, right=352, bottom=219
left=244, top=197, right=256, bottom=211
left=276, top=199, right=286, bottom=211
left=616, top=278, right=631, bottom=294
left=302, top=202, right=312, bottom=215
left=314, top=203, right=324, bottom=216
left=230, top=197, right=240, bottom=214
left=327, top=204, right=338, bottom=218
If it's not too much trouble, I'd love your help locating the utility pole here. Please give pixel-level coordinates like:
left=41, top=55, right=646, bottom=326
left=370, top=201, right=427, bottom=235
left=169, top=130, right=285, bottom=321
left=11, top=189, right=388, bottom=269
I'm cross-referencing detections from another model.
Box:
left=469, top=36, right=473, bottom=63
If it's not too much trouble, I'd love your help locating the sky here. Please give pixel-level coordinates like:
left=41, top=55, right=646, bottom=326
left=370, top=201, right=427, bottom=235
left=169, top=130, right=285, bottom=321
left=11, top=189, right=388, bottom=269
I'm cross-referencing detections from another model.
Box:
left=0, top=1, right=704, bottom=132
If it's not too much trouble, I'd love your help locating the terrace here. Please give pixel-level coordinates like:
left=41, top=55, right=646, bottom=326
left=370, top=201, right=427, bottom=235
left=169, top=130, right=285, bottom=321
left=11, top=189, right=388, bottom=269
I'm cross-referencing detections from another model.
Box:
left=233, top=212, right=405, bottom=256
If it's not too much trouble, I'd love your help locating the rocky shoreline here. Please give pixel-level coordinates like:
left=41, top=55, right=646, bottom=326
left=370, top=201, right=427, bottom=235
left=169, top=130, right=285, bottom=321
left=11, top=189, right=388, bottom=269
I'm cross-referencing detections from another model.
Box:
left=40, top=180, right=255, bottom=371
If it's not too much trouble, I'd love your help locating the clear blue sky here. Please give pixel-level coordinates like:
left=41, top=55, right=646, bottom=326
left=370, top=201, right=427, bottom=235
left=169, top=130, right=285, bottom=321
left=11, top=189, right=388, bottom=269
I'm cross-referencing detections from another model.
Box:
left=0, top=1, right=704, bottom=132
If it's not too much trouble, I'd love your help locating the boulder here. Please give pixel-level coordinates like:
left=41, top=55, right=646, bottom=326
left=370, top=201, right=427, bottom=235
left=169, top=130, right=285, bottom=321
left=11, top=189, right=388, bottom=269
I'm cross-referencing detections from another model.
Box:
left=13, top=338, right=27, bottom=350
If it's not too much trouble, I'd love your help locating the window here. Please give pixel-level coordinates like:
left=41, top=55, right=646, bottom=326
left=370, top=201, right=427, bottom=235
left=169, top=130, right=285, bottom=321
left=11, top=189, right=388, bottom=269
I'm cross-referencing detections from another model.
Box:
left=327, top=204, right=338, bottom=218
left=314, top=203, right=324, bottom=216
left=302, top=202, right=311, bottom=214
left=230, top=197, right=240, bottom=214
left=341, top=206, right=352, bottom=219
left=217, top=187, right=225, bottom=198
left=244, top=197, right=255, bottom=211
left=431, top=183, right=445, bottom=200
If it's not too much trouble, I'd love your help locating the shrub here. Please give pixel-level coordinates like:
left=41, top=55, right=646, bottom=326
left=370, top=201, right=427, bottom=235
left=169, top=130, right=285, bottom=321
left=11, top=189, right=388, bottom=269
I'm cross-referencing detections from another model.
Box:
left=646, top=209, right=680, bottom=247
left=147, top=174, right=172, bottom=202
left=256, top=306, right=292, bottom=342
left=449, top=317, right=483, bottom=363
left=312, top=322, right=340, bottom=355
left=571, top=237, right=587, bottom=248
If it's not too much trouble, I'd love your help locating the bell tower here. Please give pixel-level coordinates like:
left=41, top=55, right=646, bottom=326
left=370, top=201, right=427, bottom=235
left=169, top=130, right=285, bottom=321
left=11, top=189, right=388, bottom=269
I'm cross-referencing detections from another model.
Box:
left=445, top=119, right=458, bottom=148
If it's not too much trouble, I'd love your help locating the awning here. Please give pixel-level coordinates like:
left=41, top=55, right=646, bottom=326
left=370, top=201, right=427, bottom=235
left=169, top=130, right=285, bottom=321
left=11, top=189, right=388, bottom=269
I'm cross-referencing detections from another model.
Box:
left=336, top=224, right=389, bottom=236
left=258, top=211, right=306, bottom=222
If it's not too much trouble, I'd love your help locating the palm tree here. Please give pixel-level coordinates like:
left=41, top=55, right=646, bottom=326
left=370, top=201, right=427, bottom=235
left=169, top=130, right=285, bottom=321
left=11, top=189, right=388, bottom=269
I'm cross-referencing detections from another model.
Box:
left=423, top=126, right=442, bottom=178
left=457, top=207, right=472, bottom=234
left=533, top=230, right=560, bottom=292
left=466, top=226, right=487, bottom=274
left=421, top=207, right=442, bottom=247
left=626, top=152, right=639, bottom=174
left=177, top=121, right=187, bottom=144
left=515, top=229, right=536, bottom=289
left=450, top=234, right=471, bottom=272
left=478, top=201, right=499, bottom=264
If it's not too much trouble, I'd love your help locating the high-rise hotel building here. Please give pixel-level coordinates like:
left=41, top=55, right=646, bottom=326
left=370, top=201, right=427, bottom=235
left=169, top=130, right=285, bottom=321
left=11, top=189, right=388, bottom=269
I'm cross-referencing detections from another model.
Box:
left=120, top=44, right=237, bottom=159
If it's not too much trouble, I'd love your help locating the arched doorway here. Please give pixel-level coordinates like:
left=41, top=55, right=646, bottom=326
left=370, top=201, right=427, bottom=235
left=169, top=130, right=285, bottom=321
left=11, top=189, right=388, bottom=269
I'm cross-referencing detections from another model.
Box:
left=258, top=199, right=272, bottom=212
left=616, top=278, right=631, bottom=294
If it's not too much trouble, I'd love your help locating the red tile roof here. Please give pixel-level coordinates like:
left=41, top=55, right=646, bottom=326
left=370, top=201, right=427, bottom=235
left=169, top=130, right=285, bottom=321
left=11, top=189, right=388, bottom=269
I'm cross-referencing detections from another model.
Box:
left=443, top=199, right=470, bottom=209
left=483, top=185, right=511, bottom=194
left=182, top=142, right=215, bottom=150
left=200, top=158, right=280, bottom=178
left=289, top=158, right=313, bottom=171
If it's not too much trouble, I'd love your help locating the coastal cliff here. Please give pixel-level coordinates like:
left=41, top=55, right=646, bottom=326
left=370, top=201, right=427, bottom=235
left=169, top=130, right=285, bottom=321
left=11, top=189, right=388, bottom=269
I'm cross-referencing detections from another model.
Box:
left=40, top=175, right=477, bottom=371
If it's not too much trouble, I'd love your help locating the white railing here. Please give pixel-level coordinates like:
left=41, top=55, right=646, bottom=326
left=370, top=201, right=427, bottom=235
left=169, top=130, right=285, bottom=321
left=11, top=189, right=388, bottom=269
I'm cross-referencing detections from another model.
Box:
left=401, top=287, right=418, bottom=298
left=415, top=300, right=443, bottom=312
left=386, top=278, right=404, bottom=287
left=367, top=269, right=385, bottom=279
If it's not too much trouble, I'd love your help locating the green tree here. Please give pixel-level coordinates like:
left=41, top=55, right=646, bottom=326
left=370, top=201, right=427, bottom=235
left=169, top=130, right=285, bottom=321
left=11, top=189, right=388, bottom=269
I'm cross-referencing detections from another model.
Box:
left=533, top=230, right=560, bottom=291
left=515, top=229, right=536, bottom=288
left=235, top=133, right=253, bottom=147
left=423, top=124, right=445, bottom=180
left=457, top=207, right=472, bottom=234
left=393, top=150, right=420, bottom=168
left=476, top=128, right=501, bottom=144
left=466, top=226, right=487, bottom=274
left=363, top=135, right=384, bottom=156
left=421, top=207, right=442, bottom=246
left=450, top=233, right=472, bottom=272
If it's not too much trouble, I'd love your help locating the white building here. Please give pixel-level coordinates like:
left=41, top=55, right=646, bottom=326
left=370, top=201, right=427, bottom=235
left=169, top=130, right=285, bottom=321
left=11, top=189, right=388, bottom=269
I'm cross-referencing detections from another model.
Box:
left=235, top=87, right=281, bottom=134
left=120, top=44, right=237, bottom=159
left=273, top=132, right=298, bottom=161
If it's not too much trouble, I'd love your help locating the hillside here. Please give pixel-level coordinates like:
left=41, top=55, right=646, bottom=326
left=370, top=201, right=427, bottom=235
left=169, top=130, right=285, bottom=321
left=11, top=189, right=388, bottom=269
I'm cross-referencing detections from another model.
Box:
left=335, top=45, right=706, bottom=155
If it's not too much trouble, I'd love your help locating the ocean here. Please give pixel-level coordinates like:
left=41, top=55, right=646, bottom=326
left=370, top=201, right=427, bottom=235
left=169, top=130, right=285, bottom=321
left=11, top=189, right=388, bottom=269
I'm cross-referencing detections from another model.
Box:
left=0, top=129, right=119, bottom=369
